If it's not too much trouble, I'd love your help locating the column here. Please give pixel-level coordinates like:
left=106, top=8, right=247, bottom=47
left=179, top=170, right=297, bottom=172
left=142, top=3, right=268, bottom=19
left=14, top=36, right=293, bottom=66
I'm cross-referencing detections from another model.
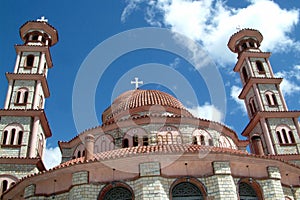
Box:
left=29, top=116, right=39, bottom=157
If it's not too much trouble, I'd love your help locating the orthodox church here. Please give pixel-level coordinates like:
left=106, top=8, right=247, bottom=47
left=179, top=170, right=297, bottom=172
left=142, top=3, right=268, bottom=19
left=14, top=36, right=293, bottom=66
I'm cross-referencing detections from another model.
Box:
left=0, top=19, right=300, bottom=200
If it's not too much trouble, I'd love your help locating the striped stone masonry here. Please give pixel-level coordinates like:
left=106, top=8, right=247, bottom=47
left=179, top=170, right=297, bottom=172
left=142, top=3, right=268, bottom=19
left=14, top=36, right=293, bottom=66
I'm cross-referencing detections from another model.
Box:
left=139, top=162, right=160, bottom=177
left=24, top=184, right=35, bottom=199
left=213, top=161, right=231, bottom=175
left=267, top=166, right=281, bottom=179
left=72, top=171, right=89, bottom=185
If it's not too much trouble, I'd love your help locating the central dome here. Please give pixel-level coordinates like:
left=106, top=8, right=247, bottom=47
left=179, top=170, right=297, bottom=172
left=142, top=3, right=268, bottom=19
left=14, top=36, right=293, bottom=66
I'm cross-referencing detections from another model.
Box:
left=102, top=89, right=193, bottom=123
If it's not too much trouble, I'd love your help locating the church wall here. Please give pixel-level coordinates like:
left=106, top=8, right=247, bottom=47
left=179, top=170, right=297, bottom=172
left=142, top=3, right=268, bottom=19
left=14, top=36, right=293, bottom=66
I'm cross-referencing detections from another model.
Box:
left=0, top=164, right=39, bottom=180
left=19, top=161, right=296, bottom=200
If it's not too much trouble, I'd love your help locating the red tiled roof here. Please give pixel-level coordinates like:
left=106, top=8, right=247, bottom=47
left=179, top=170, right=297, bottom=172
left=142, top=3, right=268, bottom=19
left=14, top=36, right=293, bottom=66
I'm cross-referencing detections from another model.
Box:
left=102, top=89, right=193, bottom=123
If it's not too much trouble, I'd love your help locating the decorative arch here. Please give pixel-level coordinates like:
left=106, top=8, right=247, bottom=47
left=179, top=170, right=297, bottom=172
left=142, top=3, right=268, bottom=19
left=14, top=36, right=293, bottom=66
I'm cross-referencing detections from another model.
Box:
left=170, top=177, right=207, bottom=200
left=2, top=123, right=24, bottom=146
left=98, top=182, right=134, bottom=200
left=123, top=127, right=148, bottom=147
left=248, top=97, right=257, bottom=116
left=251, top=135, right=264, bottom=155
left=0, top=174, right=18, bottom=195
left=192, top=129, right=213, bottom=146
left=275, top=125, right=296, bottom=145
left=15, top=87, right=29, bottom=105
left=237, top=178, right=263, bottom=200
left=73, top=143, right=85, bottom=158
left=256, top=60, right=265, bottom=74
left=265, top=91, right=278, bottom=106
left=25, top=54, right=35, bottom=68
left=218, top=135, right=234, bottom=149
left=157, top=125, right=182, bottom=145
left=95, top=134, right=114, bottom=153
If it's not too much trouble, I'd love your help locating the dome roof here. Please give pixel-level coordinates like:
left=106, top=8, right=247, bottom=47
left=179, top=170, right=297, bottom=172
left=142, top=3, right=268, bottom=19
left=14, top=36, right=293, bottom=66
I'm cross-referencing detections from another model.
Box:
left=102, top=89, right=192, bottom=123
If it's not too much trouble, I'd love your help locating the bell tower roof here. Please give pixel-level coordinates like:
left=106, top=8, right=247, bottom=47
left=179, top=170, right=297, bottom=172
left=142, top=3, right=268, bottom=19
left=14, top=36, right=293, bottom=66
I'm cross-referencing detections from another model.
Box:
left=19, top=17, right=58, bottom=46
left=228, top=28, right=263, bottom=53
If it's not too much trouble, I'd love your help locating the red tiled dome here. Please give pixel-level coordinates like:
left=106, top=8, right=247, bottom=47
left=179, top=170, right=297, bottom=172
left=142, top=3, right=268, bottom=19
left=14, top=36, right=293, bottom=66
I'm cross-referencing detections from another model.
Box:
left=102, top=89, right=192, bottom=123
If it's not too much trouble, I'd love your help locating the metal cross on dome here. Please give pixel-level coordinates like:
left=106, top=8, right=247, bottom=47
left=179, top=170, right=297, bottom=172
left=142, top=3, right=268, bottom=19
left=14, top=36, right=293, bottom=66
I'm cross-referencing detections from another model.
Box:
left=131, top=77, right=143, bottom=89
left=37, top=16, right=48, bottom=22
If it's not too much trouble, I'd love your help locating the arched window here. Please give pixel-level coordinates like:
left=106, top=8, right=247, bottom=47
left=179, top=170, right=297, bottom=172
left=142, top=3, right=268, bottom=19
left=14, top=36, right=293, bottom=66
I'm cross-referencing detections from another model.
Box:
left=170, top=178, right=207, bottom=200
left=242, top=67, right=248, bottom=83
left=10, top=129, right=15, bottom=145
left=192, top=136, right=197, bottom=145
left=238, top=182, right=259, bottom=200
left=25, top=55, right=35, bottom=67
left=73, top=143, right=85, bottom=159
left=2, top=124, right=23, bottom=146
left=276, top=125, right=296, bottom=145
left=133, top=135, right=138, bottom=147
left=271, top=94, right=278, bottom=105
left=167, top=132, right=173, bottom=144
left=289, top=131, right=295, bottom=143
left=2, top=131, right=8, bottom=145
left=276, top=131, right=283, bottom=144
left=98, top=182, right=134, bottom=200
left=15, top=88, right=29, bottom=105
left=24, top=91, right=29, bottom=103
left=1, top=180, right=8, bottom=194
left=143, top=136, right=148, bottom=146
left=265, top=91, right=278, bottom=106
left=249, top=98, right=256, bottom=116
left=102, top=186, right=133, bottom=200
left=256, top=61, right=265, bottom=74
left=251, top=135, right=264, bottom=155
left=172, top=182, right=203, bottom=199
left=17, top=131, right=23, bottom=145
left=242, top=42, right=247, bottom=50
left=82, top=150, right=85, bottom=157
left=123, top=138, right=129, bottom=148
left=200, top=135, right=205, bottom=145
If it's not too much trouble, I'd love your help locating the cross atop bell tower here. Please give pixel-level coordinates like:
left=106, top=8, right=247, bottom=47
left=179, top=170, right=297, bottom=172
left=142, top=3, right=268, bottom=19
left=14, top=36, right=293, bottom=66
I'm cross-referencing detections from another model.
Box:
left=228, top=29, right=300, bottom=158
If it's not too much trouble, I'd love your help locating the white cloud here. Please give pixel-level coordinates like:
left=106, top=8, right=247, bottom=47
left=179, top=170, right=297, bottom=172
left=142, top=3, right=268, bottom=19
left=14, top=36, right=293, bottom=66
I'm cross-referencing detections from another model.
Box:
left=230, top=85, right=247, bottom=114
left=43, top=146, right=62, bottom=170
left=275, top=67, right=300, bottom=97
left=187, top=102, right=224, bottom=123
left=122, top=0, right=300, bottom=65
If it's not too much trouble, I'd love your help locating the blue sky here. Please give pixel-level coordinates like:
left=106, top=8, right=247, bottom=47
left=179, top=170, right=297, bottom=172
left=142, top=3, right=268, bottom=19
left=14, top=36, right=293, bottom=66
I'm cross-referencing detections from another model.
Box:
left=0, top=0, right=300, bottom=168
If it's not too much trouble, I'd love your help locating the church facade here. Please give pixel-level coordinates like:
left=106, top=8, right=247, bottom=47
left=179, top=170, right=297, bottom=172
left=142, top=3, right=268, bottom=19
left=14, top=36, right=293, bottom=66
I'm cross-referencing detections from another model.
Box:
left=0, top=19, right=300, bottom=200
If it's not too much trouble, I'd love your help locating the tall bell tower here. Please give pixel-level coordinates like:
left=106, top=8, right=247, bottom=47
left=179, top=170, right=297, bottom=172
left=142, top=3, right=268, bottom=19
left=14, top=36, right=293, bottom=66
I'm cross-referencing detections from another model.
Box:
left=0, top=17, right=58, bottom=195
left=228, top=29, right=300, bottom=158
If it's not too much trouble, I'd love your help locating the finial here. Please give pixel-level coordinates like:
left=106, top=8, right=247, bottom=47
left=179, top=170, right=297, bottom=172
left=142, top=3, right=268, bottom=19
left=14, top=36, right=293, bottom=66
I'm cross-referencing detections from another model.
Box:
left=131, top=77, right=143, bottom=89
left=37, top=16, right=48, bottom=23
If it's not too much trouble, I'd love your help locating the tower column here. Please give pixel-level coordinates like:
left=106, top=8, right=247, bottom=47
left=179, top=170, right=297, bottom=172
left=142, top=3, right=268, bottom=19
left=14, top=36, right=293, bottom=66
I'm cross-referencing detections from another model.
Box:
left=4, top=80, right=13, bottom=109
left=38, top=53, right=45, bottom=74
left=14, top=52, right=21, bottom=73
left=29, top=116, right=40, bottom=157
left=253, top=85, right=264, bottom=111
left=32, top=80, right=42, bottom=109
left=260, top=118, right=275, bottom=155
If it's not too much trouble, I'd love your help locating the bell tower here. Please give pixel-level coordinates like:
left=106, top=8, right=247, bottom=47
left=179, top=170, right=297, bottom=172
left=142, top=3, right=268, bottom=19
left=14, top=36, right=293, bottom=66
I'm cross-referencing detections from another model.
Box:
left=228, top=29, right=300, bottom=158
left=0, top=17, right=58, bottom=195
